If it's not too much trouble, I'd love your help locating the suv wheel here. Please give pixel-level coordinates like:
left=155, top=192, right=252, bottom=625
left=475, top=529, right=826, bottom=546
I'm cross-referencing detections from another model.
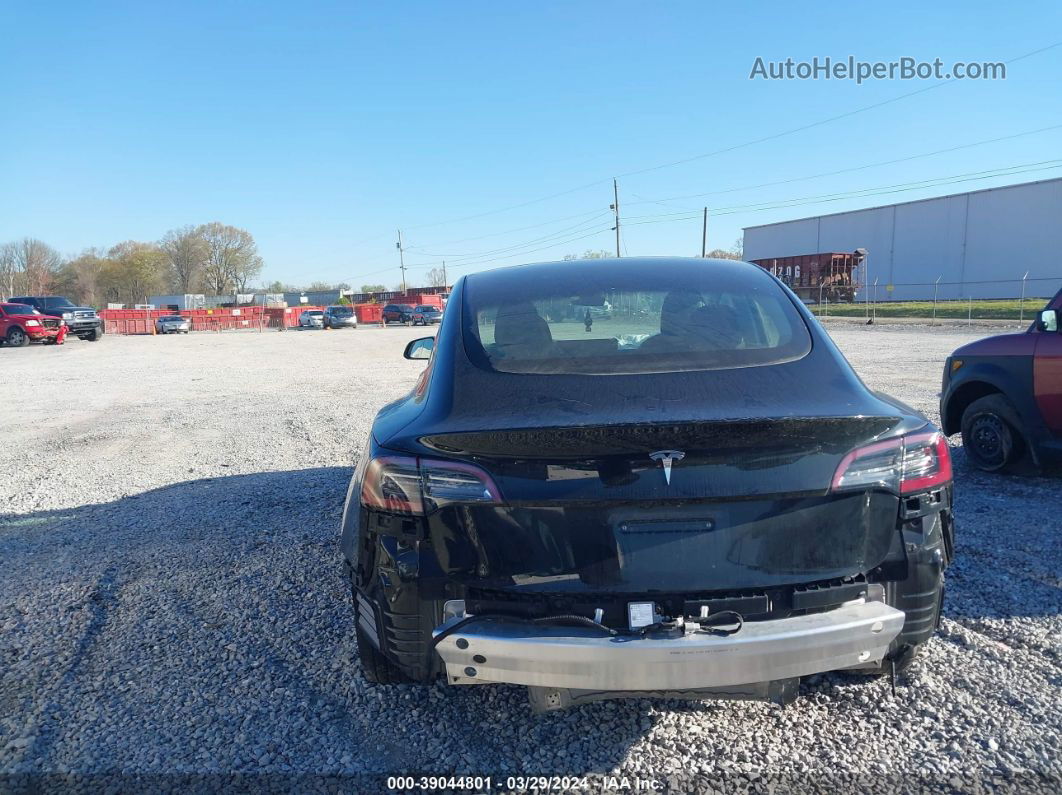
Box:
left=961, top=394, right=1024, bottom=472
left=84, top=328, right=102, bottom=342
left=6, top=327, right=29, bottom=347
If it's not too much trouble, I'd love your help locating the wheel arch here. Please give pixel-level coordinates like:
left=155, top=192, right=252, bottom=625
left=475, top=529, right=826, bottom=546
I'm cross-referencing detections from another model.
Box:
left=943, top=379, right=1002, bottom=435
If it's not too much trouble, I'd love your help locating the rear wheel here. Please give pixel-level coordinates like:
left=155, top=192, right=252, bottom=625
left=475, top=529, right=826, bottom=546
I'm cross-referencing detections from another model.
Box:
left=85, top=328, right=102, bottom=341
left=961, top=394, right=1024, bottom=472
left=355, top=625, right=410, bottom=684
left=353, top=593, right=410, bottom=684
left=6, top=327, right=29, bottom=347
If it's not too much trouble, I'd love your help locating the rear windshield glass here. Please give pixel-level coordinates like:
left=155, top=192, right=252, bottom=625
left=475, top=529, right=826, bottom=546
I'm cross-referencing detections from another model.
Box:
left=329, top=306, right=352, bottom=315
left=463, top=265, right=811, bottom=375
left=160, top=316, right=184, bottom=321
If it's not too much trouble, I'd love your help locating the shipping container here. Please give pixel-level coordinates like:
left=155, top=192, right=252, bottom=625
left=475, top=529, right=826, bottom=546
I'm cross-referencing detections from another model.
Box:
left=149, top=294, right=207, bottom=310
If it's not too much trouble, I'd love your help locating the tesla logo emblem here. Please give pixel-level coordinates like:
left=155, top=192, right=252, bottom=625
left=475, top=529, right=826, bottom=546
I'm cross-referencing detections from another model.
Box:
left=649, top=450, right=685, bottom=485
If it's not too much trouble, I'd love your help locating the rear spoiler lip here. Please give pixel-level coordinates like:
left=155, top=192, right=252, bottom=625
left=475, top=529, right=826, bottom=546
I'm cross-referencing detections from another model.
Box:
left=410, top=415, right=918, bottom=459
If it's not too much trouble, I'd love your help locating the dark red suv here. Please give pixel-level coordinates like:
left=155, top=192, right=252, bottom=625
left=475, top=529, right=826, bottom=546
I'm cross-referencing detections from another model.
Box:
left=941, top=288, right=1062, bottom=472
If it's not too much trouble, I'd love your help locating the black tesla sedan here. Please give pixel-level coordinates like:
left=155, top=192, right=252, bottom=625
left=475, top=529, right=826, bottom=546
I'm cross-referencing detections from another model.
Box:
left=340, top=257, right=954, bottom=711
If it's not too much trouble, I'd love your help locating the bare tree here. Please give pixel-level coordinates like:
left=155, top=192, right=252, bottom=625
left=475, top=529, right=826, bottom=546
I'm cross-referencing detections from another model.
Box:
left=425, top=267, right=448, bottom=287
left=196, top=222, right=261, bottom=295
left=160, top=225, right=208, bottom=293
left=1, top=238, right=63, bottom=296
left=0, top=242, right=15, bottom=298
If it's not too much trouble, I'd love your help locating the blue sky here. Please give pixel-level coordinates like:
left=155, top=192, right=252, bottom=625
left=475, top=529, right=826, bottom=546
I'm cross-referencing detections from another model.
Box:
left=2, top=1, right=1060, bottom=288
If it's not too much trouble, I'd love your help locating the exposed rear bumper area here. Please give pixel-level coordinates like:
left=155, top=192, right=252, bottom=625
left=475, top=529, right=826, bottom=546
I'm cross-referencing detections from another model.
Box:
left=434, top=600, right=904, bottom=692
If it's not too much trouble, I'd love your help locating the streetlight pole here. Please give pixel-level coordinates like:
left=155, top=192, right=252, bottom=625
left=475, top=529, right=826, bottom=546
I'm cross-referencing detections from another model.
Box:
left=610, top=179, right=621, bottom=257
left=396, top=229, right=407, bottom=293
left=854, top=248, right=869, bottom=322
left=701, top=207, right=708, bottom=257
left=1020, top=271, right=1029, bottom=325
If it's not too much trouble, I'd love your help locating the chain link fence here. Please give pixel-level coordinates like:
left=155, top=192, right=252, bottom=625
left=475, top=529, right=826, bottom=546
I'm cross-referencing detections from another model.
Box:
left=807, top=274, right=1060, bottom=325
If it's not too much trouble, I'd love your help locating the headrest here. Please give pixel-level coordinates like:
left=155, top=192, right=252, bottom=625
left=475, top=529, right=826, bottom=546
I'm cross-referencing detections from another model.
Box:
left=493, top=302, right=553, bottom=349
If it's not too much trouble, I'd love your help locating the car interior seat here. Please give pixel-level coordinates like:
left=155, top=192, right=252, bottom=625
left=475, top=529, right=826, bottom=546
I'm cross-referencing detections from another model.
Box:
left=491, top=302, right=554, bottom=360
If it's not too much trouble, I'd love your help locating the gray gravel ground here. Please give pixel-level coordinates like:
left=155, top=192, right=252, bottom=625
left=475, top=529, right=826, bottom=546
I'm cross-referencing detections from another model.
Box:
left=1, top=323, right=1059, bottom=793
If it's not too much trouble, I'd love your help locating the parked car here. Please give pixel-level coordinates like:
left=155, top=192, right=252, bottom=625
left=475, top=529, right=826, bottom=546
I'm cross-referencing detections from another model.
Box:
left=8, top=296, right=103, bottom=341
left=299, top=310, right=325, bottom=328
left=324, top=305, right=358, bottom=329
left=0, top=302, right=62, bottom=346
left=341, top=257, right=954, bottom=712
left=412, top=305, right=442, bottom=325
left=382, top=304, right=416, bottom=325
left=155, top=315, right=190, bottom=334
left=940, top=287, right=1062, bottom=472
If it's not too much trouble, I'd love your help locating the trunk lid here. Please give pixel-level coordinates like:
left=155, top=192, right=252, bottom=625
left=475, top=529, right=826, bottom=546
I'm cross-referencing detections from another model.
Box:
left=421, top=416, right=904, bottom=595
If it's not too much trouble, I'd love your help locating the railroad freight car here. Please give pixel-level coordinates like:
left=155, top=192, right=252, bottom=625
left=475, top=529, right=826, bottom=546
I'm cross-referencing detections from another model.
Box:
left=749, top=252, right=863, bottom=303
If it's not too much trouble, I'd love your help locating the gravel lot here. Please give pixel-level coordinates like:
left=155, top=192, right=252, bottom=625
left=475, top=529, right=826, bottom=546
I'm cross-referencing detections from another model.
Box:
left=1, top=324, right=1059, bottom=792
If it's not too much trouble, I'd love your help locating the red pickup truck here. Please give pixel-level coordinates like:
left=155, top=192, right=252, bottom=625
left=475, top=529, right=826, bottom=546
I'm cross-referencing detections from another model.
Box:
left=940, top=288, right=1062, bottom=472
left=0, top=302, right=62, bottom=346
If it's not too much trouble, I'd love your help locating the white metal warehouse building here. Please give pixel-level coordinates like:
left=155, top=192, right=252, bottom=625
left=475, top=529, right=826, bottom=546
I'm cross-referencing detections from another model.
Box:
left=742, top=177, right=1062, bottom=301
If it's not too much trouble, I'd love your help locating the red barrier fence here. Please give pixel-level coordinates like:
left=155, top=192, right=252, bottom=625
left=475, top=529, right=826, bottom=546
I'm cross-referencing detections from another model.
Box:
left=100, top=306, right=329, bottom=334
left=99, top=304, right=396, bottom=334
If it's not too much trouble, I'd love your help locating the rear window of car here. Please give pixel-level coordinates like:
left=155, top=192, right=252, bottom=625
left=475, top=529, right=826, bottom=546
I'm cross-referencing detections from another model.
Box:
left=463, top=265, right=812, bottom=375
left=160, top=315, right=184, bottom=321
left=329, top=306, right=352, bottom=314
left=416, top=305, right=438, bottom=312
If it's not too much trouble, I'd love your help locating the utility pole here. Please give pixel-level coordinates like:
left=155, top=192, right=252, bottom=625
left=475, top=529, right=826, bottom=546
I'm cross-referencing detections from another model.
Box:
left=701, top=207, right=708, bottom=257
left=610, top=178, right=621, bottom=257
left=442, top=260, right=447, bottom=289
left=396, top=229, right=407, bottom=293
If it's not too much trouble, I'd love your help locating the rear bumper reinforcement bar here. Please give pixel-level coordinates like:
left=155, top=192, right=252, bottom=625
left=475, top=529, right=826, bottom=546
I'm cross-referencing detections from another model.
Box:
left=433, top=600, right=905, bottom=691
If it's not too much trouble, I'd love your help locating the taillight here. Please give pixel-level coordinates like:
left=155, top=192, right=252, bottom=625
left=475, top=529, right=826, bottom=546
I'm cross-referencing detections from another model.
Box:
left=899, top=431, right=952, bottom=494
left=832, top=431, right=952, bottom=495
left=361, top=456, right=423, bottom=514
left=360, top=455, right=501, bottom=515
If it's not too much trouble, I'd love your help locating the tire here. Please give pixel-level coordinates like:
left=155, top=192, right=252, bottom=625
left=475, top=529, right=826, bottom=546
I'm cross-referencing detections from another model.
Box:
left=354, top=610, right=410, bottom=684
left=961, top=394, right=1025, bottom=472
left=6, top=327, right=29, bottom=347
left=85, top=328, right=102, bottom=342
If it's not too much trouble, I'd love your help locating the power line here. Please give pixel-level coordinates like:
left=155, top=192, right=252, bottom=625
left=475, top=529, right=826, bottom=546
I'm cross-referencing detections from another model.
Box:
left=339, top=160, right=1062, bottom=284
left=615, top=40, right=1062, bottom=180
left=620, top=160, right=1062, bottom=227
left=407, top=213, right=613, bottom=260
left=388, top=40, right=1062, bottom=236
left=625, top=123, right=1062, bottom=208
left=403, top=207, right=609, bottom=250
